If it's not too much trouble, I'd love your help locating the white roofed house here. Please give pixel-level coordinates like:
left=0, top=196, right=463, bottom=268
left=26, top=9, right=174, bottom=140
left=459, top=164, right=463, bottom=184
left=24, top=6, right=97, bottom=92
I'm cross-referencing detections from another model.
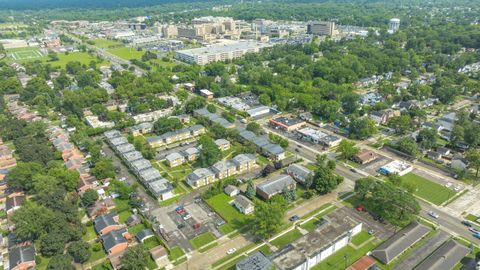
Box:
left=165, top=152, right=185, bottom=167
left=286, top=164, right=314, bottom=185
left=233, top=195, right=254, bottom=214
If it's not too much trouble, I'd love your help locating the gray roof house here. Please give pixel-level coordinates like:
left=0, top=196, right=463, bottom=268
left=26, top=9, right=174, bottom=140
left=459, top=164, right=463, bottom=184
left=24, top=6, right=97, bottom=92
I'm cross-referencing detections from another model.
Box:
left=186, top=168, right=215, bottom=187
left=181, top=147, right=200, bottom=160
left=94, top=212, right=120, bottom=235
left=104, top=130, right=122, bottom=139
left=109, top=136, right=129, bottom=147
left=115, top=143, right=136, bottom=154
left=286, top=164, right=313, bottom=184
left=122, top=151, right=143, bottom=163
left=233, top=195, right=254, bottom=214
left=256, top=174, right=296, bottom=200
left=135, top=229, right=155, bottom=243
left=231, top=153, right=256, bottom=167
left=224, top=185, right=240, bottom=197
left=101, top=228, right=128, bottom=254
left=139, top=168, right=163, bottom=183
left=211, top=160, right=236, bottom=177
left=371, top=222, right=430, bottom=264
left=8, top=245, right=36, bottom=270
left=148, top=178, right=174, bottom=200
left=236, top=251, right=273, bottom=270
left=130, top=159, right=152, bottom=172
left=414, top=240, right=470, bottom=270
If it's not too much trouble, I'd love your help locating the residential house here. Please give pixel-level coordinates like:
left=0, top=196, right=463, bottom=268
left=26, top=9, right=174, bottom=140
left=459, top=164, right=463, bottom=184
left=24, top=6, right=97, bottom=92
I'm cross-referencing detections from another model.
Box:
left=77, top=174, right=98, bottom=194
left=436, top=147, right=451, bottom=157
left=215, top=139, right=231, bottom=151
left=211, top=160, right=237, bottom=179
left=186, top=168, right=216, bottom=188
left=87, top=198, right=115, bottom=218
left=352, top=150, right=377, bottom=165
left=101, top=228, right=130, bottom=254
left=286, top=164, right=313, bottom=185
left=231, top=154, right=256, bottom=173
left=181, top=147, right=200, bottom=162
left=135, top=229, right=154, bottom=243
left=224, top=185, right=240, bottom=197
left=125, top=214, right=141, bottom=227
left=370, top=109, right=401, bottom=125
left=427, top=151, right=442, bottom=161
left=150, top=246, right=168, bottom=266
left=256, top=174, right=296, bottom=200
left=199, top=89, right=214, bottom=99
left=94, top=212, right=121, bottom=235
left=8, top=246, right=36, bottom=270
left=165, top=152, right=185, bottom=167
left=233, top=195, right=254, bottom=214
left=129, top=122, right=154, bottom=136
left=414, top=240, right=470, bottom=270
left=451, top=156, right=469, bottom=171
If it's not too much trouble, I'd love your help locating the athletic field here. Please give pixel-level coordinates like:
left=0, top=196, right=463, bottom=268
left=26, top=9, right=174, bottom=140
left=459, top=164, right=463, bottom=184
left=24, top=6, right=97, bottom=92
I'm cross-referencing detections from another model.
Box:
left=9, top=49, right=44, bottom=61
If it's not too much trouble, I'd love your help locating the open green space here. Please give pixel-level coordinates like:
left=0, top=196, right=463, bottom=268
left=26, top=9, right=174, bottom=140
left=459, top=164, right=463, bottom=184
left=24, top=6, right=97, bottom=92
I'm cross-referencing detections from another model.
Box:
left=168, top=246, right=185, bottom=261
left=350, top=231, right=372, bottom=246
left=270, top=229, right=303, bottom=249
left=118, top=210, right=134, bottom=224
left=83, top=224, right=97, bottom=241
left=301, top=203, right=335, bottom=219
left=189, top=232, right=216, bottom=250
left=400, top=173, right=455, bottom=205
left=108, top=47, right=144, bottom=60
left=466, top=214, right=478, bottom=223
left=219, top=223, right=235, bottom=235
left=7, top=50, right=109, bottom=68
left=36, top=255, right=51, bottom=270
left=92, top=38, right=124, bottom=49
left=128, top=223, right=147, bottom=235
left=300, top=217, right=322, bottom=232
left=92, top=262, right=113, bottom=270
left=89, top=243, right=107, bottom=262
left=206, top=193, right=250, bottom=230
left=311, top=240, right=377, bottom=270
left=143, top=236, right=162, bottom=250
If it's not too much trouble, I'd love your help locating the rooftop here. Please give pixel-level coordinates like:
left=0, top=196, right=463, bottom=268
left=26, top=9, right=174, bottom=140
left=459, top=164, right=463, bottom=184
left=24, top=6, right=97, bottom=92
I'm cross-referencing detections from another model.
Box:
left=236, top=251, right=273, bottom=270
left=257, top=174, right=295, bottom=195
left=177, top=40, right=268, bottom=56
left=414, top=240, right=470, bottom=270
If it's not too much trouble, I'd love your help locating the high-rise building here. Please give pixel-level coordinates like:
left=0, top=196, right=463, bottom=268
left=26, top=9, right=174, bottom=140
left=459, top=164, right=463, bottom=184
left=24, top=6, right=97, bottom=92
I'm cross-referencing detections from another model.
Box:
left=389, top=18, right=400, bottom=33
left=307, top=21, right=335, bottom=36
left=161, top=24, right=178, bottom=38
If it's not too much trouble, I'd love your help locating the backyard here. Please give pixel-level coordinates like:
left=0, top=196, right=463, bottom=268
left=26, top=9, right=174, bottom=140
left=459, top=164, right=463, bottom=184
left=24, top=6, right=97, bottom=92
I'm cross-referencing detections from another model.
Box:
left=206, top=193, right=250, bottom=231
left=189, top=231, right=217, bottom=250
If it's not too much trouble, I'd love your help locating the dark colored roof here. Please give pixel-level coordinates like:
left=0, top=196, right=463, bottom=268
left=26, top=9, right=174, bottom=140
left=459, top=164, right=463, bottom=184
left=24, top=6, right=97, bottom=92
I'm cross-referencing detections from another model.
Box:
left=94, top=212, right=118, bottom=233
left=236, top=251, right=273, bottom=270
left=371, top=222, right=430, bottom=264
left=135, top=229, right=154, bottom=242
left=257, top=174, right=296, bottom=196
left=101, top=228, right=127, bottom=252
left=6, top=195, right=25, bottom=211
left=9, top=246, right=35, bottom=268
left=414, top=240, right=470, bottom=270
left=125, top=214, right=141, bottom=226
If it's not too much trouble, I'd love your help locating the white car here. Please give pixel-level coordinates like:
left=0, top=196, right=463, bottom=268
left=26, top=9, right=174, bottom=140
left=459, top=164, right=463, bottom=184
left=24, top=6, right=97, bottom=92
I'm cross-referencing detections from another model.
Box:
left=428, top=211, right=439, bottom=219
left=183, top=214, right=191, bottom=220
left=226, top=248, right=237, bottom=255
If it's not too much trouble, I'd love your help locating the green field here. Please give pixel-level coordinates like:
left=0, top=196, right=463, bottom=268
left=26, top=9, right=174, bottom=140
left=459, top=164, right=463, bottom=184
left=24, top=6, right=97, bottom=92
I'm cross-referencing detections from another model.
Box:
left=270, top=229, right=303, bottom=249
left=108, top=47, right=144, bottom=60
left=311, top=239, right=377, bottom=270
left=9, top=49, right=43, bottom=60
left=92, top=38, right=124, bottom=49
left=350, top=231, right=372, bottom=246
left=190, top=232, right=216, bottom=250
left=6, top=50, right=109, bottom=68
left=400, top=173, right=455, bottom=205
left=206, top=193, right=250, bottom=230
left=168, top=246, right=185, bottom=261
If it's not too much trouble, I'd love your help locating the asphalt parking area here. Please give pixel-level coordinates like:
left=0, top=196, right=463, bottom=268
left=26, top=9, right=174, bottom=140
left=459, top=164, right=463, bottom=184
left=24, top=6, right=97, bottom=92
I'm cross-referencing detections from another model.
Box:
left=339, top=207, right=396, bottom=240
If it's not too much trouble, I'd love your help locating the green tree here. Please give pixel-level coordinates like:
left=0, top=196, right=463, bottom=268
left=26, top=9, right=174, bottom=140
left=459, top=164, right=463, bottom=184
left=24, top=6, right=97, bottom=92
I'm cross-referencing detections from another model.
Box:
left=40, top=232, right=68, bottom=256
left=197, top=136, right=222, bottom=167
left=185, top=96, right=206, bottom=113
left=81, top=189, right=99, bottom=207
left=258, top=93, right=271, bottom=105
left=387, top=115, right=412, bottom=135
left=417, top=128, right=438, bottom=149
left=336, top=139, right=359, bottom=160
left=206, top=103, right=217, bottom=113
left=120, top=245, right=149, bottom=270
left=46, top=254, right=75, bottom=270
left=246, top=122, right=262, bottom=135
left=91, top=158, right=116, bottom=180
left=11, top=202, right=55, bottom=240
left=67, top=241, right=91, bottom=263
left=153, top=117, right=183, bottom=134
left=395, top=137, right=420, bottom=157
left=6, top=162, right=44, bottom=192
left=349, top=117, right=377, bottom=140
left=245, top=180, right=255, bottom=200
left=466, top=148, right=480, bottom=178
left=251, top=199, right=286, bottom=239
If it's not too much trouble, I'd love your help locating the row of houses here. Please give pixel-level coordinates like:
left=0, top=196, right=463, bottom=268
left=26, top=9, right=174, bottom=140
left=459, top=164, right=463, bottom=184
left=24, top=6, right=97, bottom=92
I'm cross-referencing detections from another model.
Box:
left=105, top=130, right=174, bottom=201
left=147, top=124, right=206, bottom=148
left=165, top=139, right=230, bottom=167
left=186, top=154, right=257, bottom=188
left=193, top=108, right=236, bottom=129
left=4, top=94, right=41, bottom=122
left=239, top=130, right=285, bottom=161
left=131, top=108, right=173, bottom=124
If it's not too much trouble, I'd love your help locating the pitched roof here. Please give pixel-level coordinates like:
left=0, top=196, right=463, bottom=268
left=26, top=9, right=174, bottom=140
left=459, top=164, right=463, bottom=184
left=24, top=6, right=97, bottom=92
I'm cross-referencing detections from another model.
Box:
left=166, top=152, right=184, bottom=162
left=414, top=240, right=470, bottom=270
left=234, top=195, right=253, bottom=209
left=287, top=163, right=313, bottom=182
left=94, top=212, right=119, bottom=233
left=8, top=246, right=35, bottom=268
left=150, top=245, right=167, bottom=260
left=257, top=174, right=295, bottom=196
left=101, top=228, right=128, bottom=252
left=135, top=229, right=154, bottom=242
left=371, top=222, right=430, bottom=264
left=6, top=195, right=25, bottom=211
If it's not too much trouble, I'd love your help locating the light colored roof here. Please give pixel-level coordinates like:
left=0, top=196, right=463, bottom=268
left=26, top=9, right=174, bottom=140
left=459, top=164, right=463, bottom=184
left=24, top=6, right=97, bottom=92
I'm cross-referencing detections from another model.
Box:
left=257, top=174, right=295, bottom=195
left=414, top=240, right=470, bottom=270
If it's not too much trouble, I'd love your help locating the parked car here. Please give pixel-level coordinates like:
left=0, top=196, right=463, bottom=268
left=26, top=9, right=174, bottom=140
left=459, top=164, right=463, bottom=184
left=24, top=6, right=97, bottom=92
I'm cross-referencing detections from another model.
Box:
left=428, top=211, right=439, bottom=219
left=469, top=227, right=480, bottom=234
left=193, top=223, right=201, bottom=229
left=289, top=215, right=299, bottom=222
left=368, top=229, right=375, bottom=235
left=177, top=208, right=186, bottom=214
left=462, top=220, right=472, bottom=227
left=183, top=214, right=191, bottom=220
left=175, top=206, right=184, bottom=212
left=227, top=248, right=237, bottom=255
left=177, top=224, right=185, bottom=229
left=350, top=168, right=358, bottom=173
left=356, top=205, right=366, bottom=212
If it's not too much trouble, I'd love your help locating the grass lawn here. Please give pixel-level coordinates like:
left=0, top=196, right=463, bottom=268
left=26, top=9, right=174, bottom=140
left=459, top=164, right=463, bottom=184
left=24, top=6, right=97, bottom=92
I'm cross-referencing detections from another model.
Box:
left=248, top=244, right=272, bottom=256
left=311, top=241, right=377, bottom=270
left=92, top=38, right=124, bottom=49
left=143, top=236, right=162, bottom=249
left=219, top=223, right=235, bottom=235
left=10, top=51, right=109, bottom=68
left=118, top=210, right=134, bottom=224
left=301, top=203, right=335, bottom=219
left=159, top=194, right=184, bottom=206
left=128, top=223, right=147, bottom=235
left=168, top=246, right=185, bottom=261
left=400, top=173, right=455, bottom=205
left=83, top=224, right=97, bottom=241
left=190, top=232, right=216, bottom=250
left=108, top=47, right=144, bottom=60
left=92, top=262, right=113, bottom=270
left=206, top=193, right=250, bottom=230
left=114, top=198, right=131, bottom=213
left=351, top=231, right=372, bottom=246
left=466, top=214, right=478, bottom=223
left=36, top=255, right=51, bottom=270
left=89, top=244, right=107, bottom=262
left=270, top=229, right=303, bottom=249
left=257, top=155, right=270, bottom=165
left=217, top=255, right=247, bottom=270
left=300, top=218, right=322, bottom=232
left=199, top=241, right=218, bottom=253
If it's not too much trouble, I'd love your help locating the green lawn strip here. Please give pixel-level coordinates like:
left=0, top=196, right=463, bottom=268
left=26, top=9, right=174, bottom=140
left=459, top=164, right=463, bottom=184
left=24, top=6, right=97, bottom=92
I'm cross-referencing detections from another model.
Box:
left=206, top=193, right=249, bottom=230
left=350, top=231, right=372, bottom=246
left=400, top=173, right=455, bottom=205
left=92, top=263, right=113, bottom=270
left=36, top=255, right=51, bottom=270
left=301, top=203, right=335, bottom=219
left=344, top=160, right=361, bottom=168
left=83, top=224, right=97, bottom=241
left=300, top=217, right=321, bottom=232
left=92, top=38, right=124, bottom=49
left=143, top=237, right=162, bottom=250
left=107, top=47, right=144, bottom=60
left=212, top=243, right=257, bottom=268
left=118, top=210, right=134, bottom=224
left=146, top=256, right=158, bottom=270
left=89, top=244, right=107, bottom=262
left=311, top=241, right=377, bottom=270
left=257, top=155, right=270, bottom=165
left=159, top=194, right=184, bottom=206
left=128, top=223, right=147, bottom=235
left=219, top=223, right=235, bottom=235
left=114, top=198, right=131, bottom=213
left=189, top=232, right=216, bottom=250
left=198, top=241, right=219, bottom=253
left=270, top=229, right=303, bottom=249
left=247, top=244, right=272, bottom=255
left=172, top=256, right=187, bottom=266
left=466, top=214, right=478, bottom=223
left=168, top=246, right=185, bottom=261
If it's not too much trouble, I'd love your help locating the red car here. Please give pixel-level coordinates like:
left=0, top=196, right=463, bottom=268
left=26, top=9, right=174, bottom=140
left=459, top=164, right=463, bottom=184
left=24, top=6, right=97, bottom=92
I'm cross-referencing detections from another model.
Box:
left=193, top=223, right=201, bottom=229
left=176, top=208, right=186, bottom=214
left=356, top=205, right=366, bottom=212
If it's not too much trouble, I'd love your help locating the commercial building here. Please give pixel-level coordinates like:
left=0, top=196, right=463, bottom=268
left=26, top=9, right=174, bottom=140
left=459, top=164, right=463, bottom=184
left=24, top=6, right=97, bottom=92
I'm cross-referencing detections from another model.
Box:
left=269, top=117, right=306, bottom=132
left=307, top=21, right=336, bottom=36
left=236, top=251, right=273, bottom=270
left=176, top=41, right=270, bottom=65
left=256, top=174, right=296, bottom=200
left=297, top=127, right=341, bottom=147
left=378, top=160, right=413, bottom=176
left=270, top=208, right=362, bottom=270
left=414, top=240, right=469, bottom=270
left=371, top=222, right=430, bottom=264
left=353, top=150, right=377, bottom=165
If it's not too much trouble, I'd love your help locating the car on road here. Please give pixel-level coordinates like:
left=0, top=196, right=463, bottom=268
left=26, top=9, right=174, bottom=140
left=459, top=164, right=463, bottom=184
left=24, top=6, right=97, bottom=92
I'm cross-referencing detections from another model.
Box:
left=183, top=214, right=191, bottom=220
left=473, top=232, right=480, bottom=239
left=177, top=208, right=186, bottom=214
left=177, top=224, right=185, bottom=229
left=350, top=168, right=358, bottom=173
left=368, top=229, right=375, bottom=235
left=469, top=227, right=480, bottom=234
left=227, top=248, right=237, bottom=255
left=428, top=211, right=439, bottom=219
left=295, top=148, right=300, bottom=152
left=289, top=215, right=299, bottom=222
left=462, top=220, right=472, bottom=227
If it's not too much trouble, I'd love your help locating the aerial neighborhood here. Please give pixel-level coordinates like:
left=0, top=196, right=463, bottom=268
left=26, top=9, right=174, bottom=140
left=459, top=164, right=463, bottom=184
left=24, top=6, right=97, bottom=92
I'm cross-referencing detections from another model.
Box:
left=0, top=0, right=479, bottom=270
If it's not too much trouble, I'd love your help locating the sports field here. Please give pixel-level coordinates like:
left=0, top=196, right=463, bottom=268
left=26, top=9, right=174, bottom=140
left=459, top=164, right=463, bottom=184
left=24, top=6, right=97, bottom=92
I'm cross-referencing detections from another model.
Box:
left=400, top=172, right=455, bottom=205
left=9, top=49, right=44, bottom=61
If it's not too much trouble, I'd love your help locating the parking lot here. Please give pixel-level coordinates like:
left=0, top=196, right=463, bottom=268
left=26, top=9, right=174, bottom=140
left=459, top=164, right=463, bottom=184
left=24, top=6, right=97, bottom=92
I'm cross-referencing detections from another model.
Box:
left=150, top=194, right=225, bottom=252
left=339, top=207, right=396, bottom=240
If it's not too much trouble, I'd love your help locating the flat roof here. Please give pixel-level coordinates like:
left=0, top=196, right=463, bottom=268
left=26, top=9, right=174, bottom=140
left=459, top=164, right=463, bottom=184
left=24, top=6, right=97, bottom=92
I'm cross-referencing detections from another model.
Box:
left=177, top=41, right=268, bottom=56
